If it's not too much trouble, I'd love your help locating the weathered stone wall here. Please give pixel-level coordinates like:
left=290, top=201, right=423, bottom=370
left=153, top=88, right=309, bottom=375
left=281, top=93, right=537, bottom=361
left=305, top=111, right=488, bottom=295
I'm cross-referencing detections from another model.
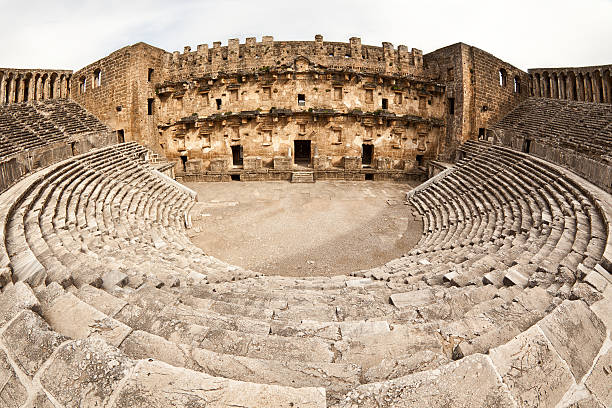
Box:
left=0, top=68, right=72, bottom=104
left=424, top=43, right=529, bottom=160
left=0, top=130, right=115, bottom=193
left=528, top=65, right=612, bottom=103
left=158, top=65, right=445, bottom=177
left=66, top=37, right=534, bottom=179
left=70, top=43, right=166, bottom=151
left=165, top=35, right=424, bottom=80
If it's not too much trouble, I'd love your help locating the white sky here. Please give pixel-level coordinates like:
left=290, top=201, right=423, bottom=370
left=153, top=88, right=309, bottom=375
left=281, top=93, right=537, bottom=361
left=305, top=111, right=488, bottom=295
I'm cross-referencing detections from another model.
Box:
left=1, top=0, right=611, bottom=72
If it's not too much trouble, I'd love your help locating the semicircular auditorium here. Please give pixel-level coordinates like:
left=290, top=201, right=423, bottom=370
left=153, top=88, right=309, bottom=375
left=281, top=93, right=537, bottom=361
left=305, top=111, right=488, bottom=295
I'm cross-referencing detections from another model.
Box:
left=0, top=35, right=610, bottom=408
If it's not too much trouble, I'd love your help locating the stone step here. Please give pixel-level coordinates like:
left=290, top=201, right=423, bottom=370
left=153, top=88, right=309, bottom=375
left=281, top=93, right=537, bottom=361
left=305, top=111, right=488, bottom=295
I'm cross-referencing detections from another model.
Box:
left=291, top=171, right=315, bottom=183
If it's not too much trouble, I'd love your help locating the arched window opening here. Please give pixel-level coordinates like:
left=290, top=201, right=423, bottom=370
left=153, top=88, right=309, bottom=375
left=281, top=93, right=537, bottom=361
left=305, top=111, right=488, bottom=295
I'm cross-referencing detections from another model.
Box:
left=499, top=69, right=507, bottom=87
left=23, top=77, right=30, bottom=102
left=513, top=76, right=521, bottom=93
left=94, top=69, right=102, bottom=88
left=79, top=77, right=87, bottom=94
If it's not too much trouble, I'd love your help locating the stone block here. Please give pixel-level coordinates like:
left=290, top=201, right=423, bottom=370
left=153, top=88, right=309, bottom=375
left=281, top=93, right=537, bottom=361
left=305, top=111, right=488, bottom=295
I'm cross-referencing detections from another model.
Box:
left=335, top=354, right=514, bottom=407
left=585, top=346, right=612, bottom=407
left=0, top=281, right=40, bottom=327
left=0, top=349, right=28, bottom=407
left=40, top=336, right=134, bottom=408
left=489, top=325, right=574, bottom=407
left=538, top=300, right=606, bottom=381
left=2, top=310, right=67, bottom=377
left=112, top=360, right=326, bottom=408
left=390, top=288, right=434, bottom=308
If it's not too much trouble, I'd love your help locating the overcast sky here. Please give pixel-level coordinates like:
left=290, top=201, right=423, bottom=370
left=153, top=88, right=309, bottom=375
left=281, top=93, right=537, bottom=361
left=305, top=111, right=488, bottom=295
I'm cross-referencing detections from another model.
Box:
left=1, top=0, right=611, bottom=72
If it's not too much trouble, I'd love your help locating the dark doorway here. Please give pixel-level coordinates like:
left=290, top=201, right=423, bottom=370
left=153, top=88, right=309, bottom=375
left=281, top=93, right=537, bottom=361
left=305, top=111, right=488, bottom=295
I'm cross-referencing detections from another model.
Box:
left=117, top=129, right=125, bottom=143
left=294, top=140, right=311, bottom=165
left=522, top=139, right=531, bottom=153
left=416, top=154, right=424, bottom=166
left=362, top=144, right=373, bottom=166
left=365, top=173, right=374, bottom=181
left=180, top=155, right=187, bottom=172
left=478, top=128, right=486, bottom=140
left=231, top=174, right=241, bottom=181
left=231, top=145, right=243, bottom=166
left=70, top=142, right=78, bottom=156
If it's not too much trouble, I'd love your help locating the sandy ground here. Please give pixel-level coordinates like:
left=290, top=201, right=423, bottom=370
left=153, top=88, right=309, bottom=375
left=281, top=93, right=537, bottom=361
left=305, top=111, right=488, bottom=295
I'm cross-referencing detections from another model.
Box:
left=184, top=180, right=423, bottom=277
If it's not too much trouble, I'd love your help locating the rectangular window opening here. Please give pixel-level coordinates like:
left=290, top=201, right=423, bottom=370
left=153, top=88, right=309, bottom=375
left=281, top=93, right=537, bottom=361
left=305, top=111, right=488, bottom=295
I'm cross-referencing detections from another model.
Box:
left=231, top=174, right=241, bottom=181
left=365, top=173, right=374, bottom=181
left=382, top=98, right=388, bottom=109
left=147, top=98, right=154, bottom=115
left=298, top=93, right=306, bottom=106
left=394, top=92, right=402, bottom=105
left=448, top=98, right=455, bottom=115
left=334, top=87, right=342, bottom=101
left=231, top=145, right=243, bottom=166
left=117, top=129, right=125, bottom=143
left=216, top=98, right=222, bottom=110
left=148, top=68, right=154, bottom=82
left=416, top=155, right=424, bottom=166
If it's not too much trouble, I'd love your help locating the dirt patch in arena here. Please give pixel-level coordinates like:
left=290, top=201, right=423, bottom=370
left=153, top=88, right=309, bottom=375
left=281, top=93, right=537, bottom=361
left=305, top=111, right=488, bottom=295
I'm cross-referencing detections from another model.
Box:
left=185, top=180, right=423, bottom=277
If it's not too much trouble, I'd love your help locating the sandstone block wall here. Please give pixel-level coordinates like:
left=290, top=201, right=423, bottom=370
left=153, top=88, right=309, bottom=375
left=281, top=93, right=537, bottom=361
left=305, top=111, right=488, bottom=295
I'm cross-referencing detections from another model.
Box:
left=70, top=43, right=166, bottom=150
left=424, top=43, right=529, bottom=160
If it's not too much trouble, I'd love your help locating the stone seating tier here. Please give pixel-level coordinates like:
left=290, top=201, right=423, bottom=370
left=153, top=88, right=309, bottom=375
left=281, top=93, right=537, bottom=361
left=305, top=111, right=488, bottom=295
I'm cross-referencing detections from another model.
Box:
left=0, top=139, right=609, bottom=407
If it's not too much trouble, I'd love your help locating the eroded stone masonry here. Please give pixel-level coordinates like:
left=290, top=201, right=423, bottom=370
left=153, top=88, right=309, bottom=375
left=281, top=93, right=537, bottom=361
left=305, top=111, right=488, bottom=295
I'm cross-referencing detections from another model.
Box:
left=0, top=35, right=610, bottom=408
left=65, top=36, right=534, bottom=181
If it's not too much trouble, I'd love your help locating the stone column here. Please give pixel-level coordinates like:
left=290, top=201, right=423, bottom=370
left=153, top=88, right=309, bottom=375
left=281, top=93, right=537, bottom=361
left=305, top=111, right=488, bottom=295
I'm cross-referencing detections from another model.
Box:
left=27, top=76, right=35, bottom=102
left=551, top=75, right=558, bottom=99
left=0, top=75, right=5, bottom=105
left=603, top=71, right=611, bottom=104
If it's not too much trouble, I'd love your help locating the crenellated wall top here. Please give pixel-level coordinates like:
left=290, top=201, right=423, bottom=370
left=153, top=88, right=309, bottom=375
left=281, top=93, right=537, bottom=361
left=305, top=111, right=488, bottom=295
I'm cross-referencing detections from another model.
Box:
left=164, top=35, right=424, bottom=80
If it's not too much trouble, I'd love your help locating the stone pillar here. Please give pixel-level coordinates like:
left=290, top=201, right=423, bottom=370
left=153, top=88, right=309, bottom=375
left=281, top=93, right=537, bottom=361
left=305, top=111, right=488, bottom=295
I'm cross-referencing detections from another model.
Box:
left=559, top=75, right=566, bottom=99
left=0, top=75, right=5, bottom=105
left=577, top=76, right=585, bottom=101
left=585, top=75, right=593, bottom=102
left=551, top=75, right=558, bottom=99
left=603, top=71, right=611, bottom=104
left=15, top=76, right=23, bottom=103
left=27, top=77, right=35, bottom=102
left=43, top=76, right=50, bottom=100
left=34, top=76, right=41, bottom=100
left=534, top=76, right=541, bottom=97
left=593, top=72, right=603, bottom=103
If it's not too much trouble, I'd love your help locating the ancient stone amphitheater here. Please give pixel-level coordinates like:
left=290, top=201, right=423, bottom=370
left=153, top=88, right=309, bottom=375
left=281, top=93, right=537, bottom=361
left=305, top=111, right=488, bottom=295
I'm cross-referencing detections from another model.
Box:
left=0, top=37, right=610, bottom=407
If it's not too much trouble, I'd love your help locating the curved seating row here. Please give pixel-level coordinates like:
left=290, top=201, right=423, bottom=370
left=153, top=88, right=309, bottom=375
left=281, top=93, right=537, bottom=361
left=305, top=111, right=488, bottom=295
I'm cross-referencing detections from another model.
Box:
left=0, top=140, right=609, bottom=407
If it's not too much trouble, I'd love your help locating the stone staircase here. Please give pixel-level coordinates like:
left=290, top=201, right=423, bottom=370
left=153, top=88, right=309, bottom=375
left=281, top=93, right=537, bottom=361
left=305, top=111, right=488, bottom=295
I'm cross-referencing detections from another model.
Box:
left=291, top=171, right=315, bottom=183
